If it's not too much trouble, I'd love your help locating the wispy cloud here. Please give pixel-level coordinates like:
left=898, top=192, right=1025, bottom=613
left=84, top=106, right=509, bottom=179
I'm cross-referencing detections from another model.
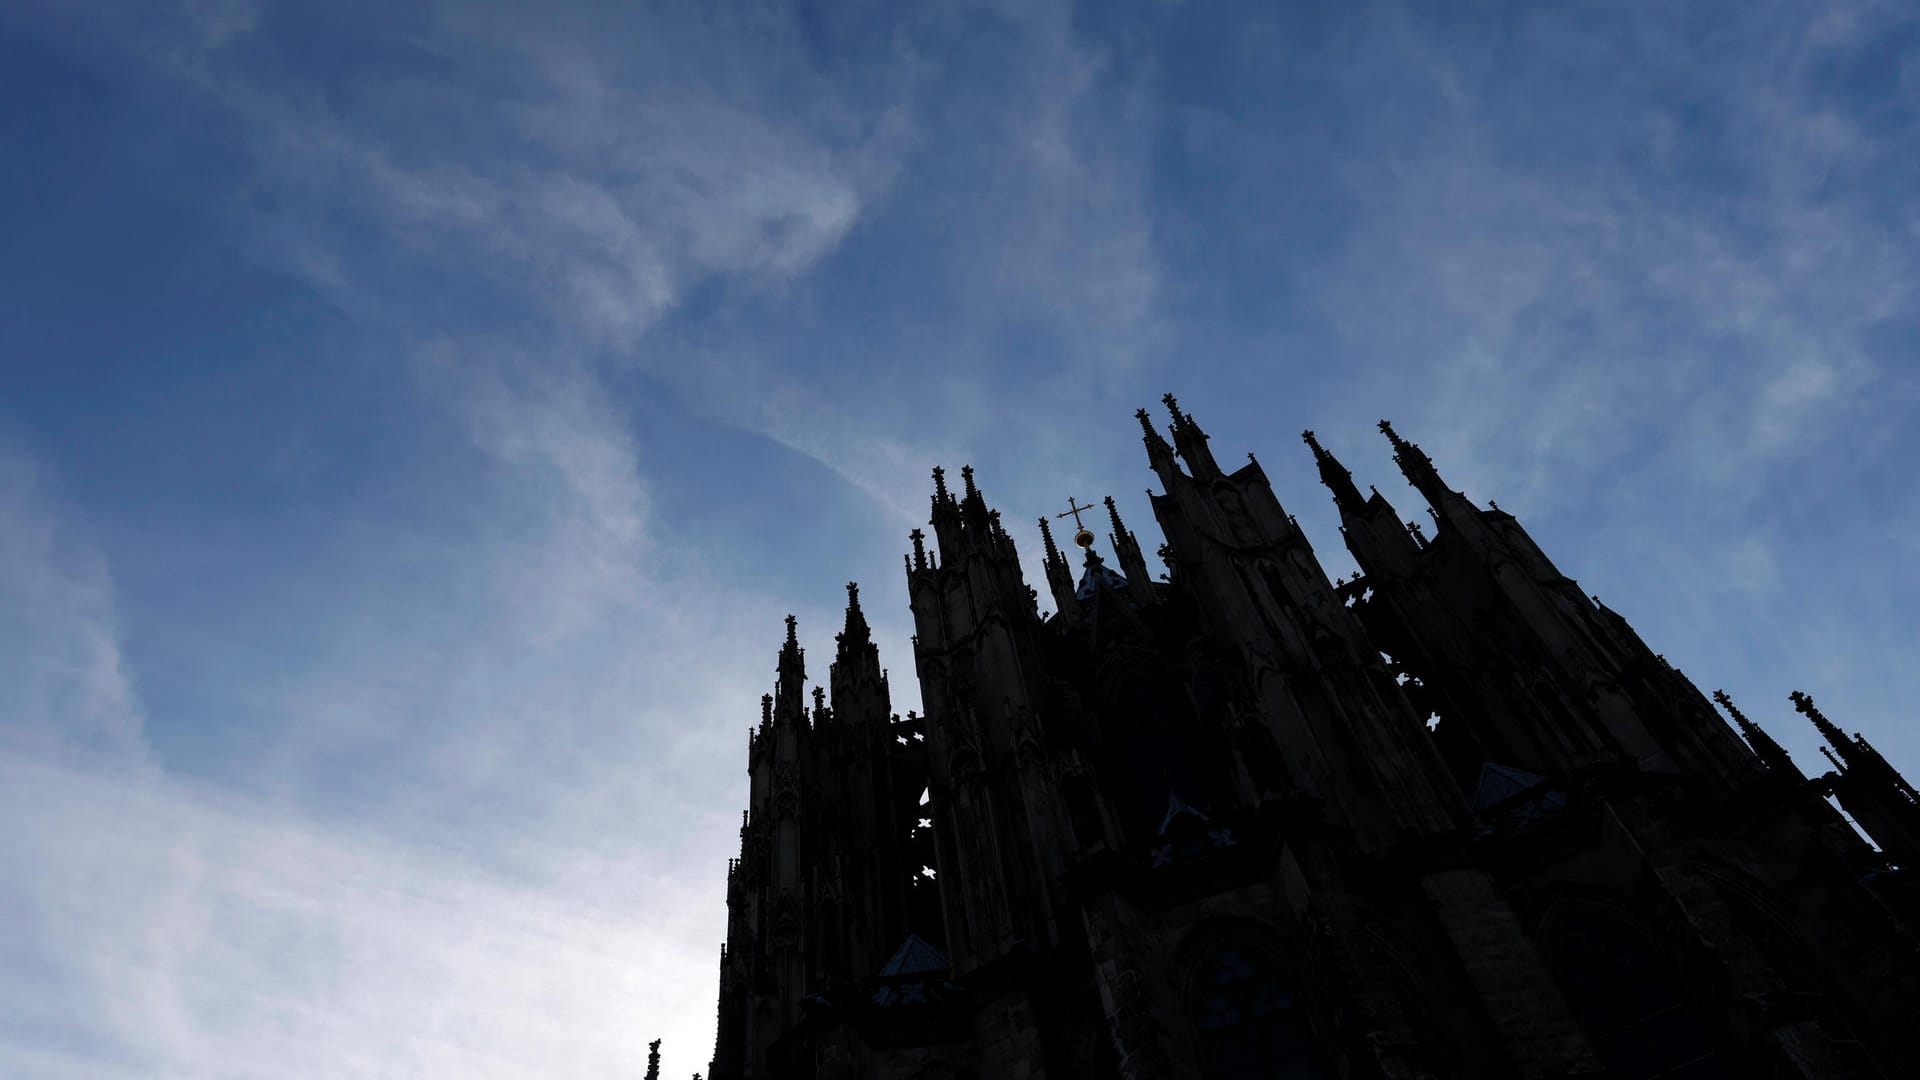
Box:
left=4, top=2, right=1917, bottom=1077
left=1, top=753, right=712, bottom=1080
left=0, top=446, right=147, bottom=763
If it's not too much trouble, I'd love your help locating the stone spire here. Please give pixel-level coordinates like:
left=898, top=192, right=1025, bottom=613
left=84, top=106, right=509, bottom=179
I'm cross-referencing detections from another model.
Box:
left=1104, top=495, right=1156, bottom=605
left=1136, top=406, right=1174, bottom=466
left=831, top=581, right=887, bottom=717
left=1304, top=429, right=1366, bottom=514
left=1791, top=690, right=1852, bottom=766
left=1713, top=689, right=1796, bottom=775
left=1038, top=515, right=1078, bottom=618
left=774, top=614, right=806, bottom=723
left=1163, top=393, right=1221, bottom=478
left=1378, top=418, right=1451, bottom=504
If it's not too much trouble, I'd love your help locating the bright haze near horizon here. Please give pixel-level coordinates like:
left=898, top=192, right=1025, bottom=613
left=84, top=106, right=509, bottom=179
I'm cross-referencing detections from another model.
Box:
left=2, top=1, right=1916, bottom=1077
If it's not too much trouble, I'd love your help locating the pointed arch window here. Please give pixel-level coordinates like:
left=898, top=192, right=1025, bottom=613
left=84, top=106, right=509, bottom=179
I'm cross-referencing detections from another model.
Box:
left=1189, top=946, right=1326, bottom=1079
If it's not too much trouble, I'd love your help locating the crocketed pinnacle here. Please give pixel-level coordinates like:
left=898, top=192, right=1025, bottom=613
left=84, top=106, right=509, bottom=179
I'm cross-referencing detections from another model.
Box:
left=1791, top=690, right=1850, bottom=758
left=1039, top=516, right=1063, bottom=562
left=1104, top=494, right=1129, bottom=540
left=775, top=614, right=806, bottom=713
left=1711, top=689, right=1759, bottom=737
left=840, top=581, right=870, bottom=644
left=1714, top=688, right=1793, bottom=770
left=1136, top=406, right=1174, bottom=461
left=1303, top=429, right=1366, bottom=512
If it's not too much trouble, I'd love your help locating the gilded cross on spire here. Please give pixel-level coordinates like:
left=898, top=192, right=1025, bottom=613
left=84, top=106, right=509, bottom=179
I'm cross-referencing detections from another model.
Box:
left=1055, top=497, right=1099, bottom=548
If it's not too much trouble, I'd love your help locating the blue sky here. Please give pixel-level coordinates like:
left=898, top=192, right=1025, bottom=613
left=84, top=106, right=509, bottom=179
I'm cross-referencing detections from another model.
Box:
left=2, top=0, right=1916, bottom=1076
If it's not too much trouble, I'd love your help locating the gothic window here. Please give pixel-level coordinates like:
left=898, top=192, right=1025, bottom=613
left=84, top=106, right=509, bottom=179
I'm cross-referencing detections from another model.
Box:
left=1189, top=946, right=1325, bottom=1080
left=1546, top=909, right=1727, bottom=1079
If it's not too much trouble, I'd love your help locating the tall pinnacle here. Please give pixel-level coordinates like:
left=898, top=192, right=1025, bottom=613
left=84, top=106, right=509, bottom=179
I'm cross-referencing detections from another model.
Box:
left=646, top=1040, right=661, bottom=1080
left=1136, top=406, right=1175, bottom=465
left=1039, top=516, right=1064, bottom=563
left=1103, top=494, right=1129, bottom=541
left=1104, top=494, right=1156, bottom=604
left=1791, top=690, right=1852, bottom=764
left=840, top=581, right=870, bottom=645
left=1713, top=689, right=1793, bottom=772
left=1303, top=429, right=1366, bottom=513
left=1378, top=419, right=1460, bottom=511
left=1163, top=393, right=1220, bottom=477
left=1038, top=515, right=1078, bottom=617
left=775, top=614, right=806, bottom=716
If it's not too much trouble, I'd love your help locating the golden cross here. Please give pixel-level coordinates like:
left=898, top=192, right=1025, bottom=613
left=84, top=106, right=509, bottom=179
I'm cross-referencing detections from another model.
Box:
left=1055, top=497, right=1097, bottom=531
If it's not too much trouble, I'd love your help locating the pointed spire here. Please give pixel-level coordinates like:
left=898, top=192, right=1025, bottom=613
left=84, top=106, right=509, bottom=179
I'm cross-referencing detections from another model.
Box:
left=1136, top=406, right=1175, bottom=465
left=1039, top=516, right=1063, bottom=562
left=760, top=693, right=773, bottom=731
left=831, top=580, right=886, bottom=715
left=931, top=465, right=950, bottom=505
left=1713, top=689, right=1794, bottom=773
left=1379, top=419, right=1465, bottom=511
left=841, top=581, right=870, bottom=644
left=1791, top=690, right=1851, bottom=762
left=1038, top=515, right=1079, bottom=617
left=1164, top=393, right=1220, bottom=477
left=1104, top=495, right=1156, bottom=605
left=1712, top=689, right=1759, bottom=738
left=1303, top=429, right=1366, bottom=513
left=1378, top=418, right=1414, bottom=455
left=956, top=464, right=993, bottom=533
left=909, top=528, right=928, bottom=572
left=775, top=615, right=806, bottom=718
left=646, top=1039, right=661, bottom=1080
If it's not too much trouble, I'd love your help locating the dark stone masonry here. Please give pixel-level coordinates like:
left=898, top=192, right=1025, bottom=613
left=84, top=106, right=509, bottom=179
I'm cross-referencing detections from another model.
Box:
left=697, top=399, right=1920, bottom=1079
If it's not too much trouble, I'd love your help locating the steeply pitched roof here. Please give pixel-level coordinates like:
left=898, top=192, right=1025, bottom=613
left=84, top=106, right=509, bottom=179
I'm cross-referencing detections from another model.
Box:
left=877, top=934, right=949, bottom=980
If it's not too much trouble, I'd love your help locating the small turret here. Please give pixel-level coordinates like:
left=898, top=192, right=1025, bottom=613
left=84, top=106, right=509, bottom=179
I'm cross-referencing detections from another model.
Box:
left=646, top=1039, right=661, bottom=1080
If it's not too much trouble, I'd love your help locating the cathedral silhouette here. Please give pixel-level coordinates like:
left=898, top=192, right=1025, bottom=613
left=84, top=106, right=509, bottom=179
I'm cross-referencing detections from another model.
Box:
left=694, top=398, right=1919, bottom=1079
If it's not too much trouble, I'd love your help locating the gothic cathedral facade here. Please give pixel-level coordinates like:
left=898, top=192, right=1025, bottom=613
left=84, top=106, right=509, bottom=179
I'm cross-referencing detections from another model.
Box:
left=705, top=400, right=1920, bottom=1079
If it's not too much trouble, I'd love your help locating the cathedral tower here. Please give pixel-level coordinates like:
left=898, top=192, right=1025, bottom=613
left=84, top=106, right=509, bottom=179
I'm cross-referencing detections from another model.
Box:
left=707, top=404, right=1920, bottom=1080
